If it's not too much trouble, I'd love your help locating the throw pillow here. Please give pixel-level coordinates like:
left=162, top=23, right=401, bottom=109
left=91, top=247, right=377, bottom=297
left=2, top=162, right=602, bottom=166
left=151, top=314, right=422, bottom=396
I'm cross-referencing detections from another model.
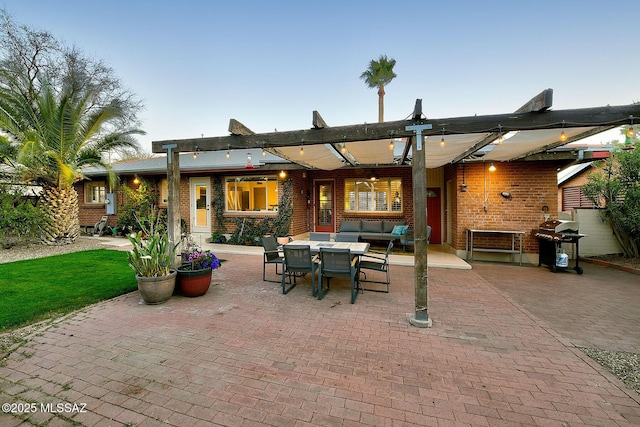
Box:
left=391, top=225, right=403, bottom=235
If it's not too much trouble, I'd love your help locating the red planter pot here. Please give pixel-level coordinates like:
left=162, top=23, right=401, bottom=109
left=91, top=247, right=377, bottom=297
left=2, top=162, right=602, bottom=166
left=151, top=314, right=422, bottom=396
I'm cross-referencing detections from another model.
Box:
left=176, top=267, right=213, bottom=297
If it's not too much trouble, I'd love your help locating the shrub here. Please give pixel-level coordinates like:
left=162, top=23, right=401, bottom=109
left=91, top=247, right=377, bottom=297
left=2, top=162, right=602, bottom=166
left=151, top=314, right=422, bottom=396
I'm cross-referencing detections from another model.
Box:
left=0, top=185, right=47, bottom=248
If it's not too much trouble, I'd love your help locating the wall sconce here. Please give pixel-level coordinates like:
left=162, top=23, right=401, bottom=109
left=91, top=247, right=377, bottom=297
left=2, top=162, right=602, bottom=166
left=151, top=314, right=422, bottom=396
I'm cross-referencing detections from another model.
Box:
left=368, top=171, right=379, bottom=181
left=488, top=162, right=496, bottom=172
left=133, top=176, right=140, bottom=185
left=279, top=170, right=286, bottom=178
left=500, top=191, right=512, bottom=200
left=460, top=184, right=467, bottom=192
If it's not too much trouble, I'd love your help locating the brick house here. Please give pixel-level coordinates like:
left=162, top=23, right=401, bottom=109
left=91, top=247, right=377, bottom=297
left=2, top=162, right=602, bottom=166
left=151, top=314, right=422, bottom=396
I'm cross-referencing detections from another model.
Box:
left=78, top=98, right=639, bottom=264
left=79, top=147, right=577, bottom=265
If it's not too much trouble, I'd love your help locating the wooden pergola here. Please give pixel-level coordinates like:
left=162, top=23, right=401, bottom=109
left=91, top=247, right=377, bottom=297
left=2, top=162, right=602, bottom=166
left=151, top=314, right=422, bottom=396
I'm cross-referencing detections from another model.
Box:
left=153, top=89, right=640, bottom=327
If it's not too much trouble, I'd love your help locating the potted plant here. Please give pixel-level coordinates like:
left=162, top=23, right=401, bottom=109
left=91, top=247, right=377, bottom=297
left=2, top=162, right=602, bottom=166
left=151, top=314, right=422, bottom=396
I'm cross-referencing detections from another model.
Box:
left=127, top=211, right=178, bottom=304
left=177, top=242, right=222, bottom=297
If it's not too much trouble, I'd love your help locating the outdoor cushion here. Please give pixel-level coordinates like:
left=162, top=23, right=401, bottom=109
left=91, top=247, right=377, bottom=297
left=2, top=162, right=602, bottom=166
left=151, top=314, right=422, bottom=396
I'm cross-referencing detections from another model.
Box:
left=391, top=225, right=404, bottom=235
left=361, top=220, right=383, bottom=233
left=339, top=220, right=361, bottom=233
left=383, top=220, right=405, bottom=233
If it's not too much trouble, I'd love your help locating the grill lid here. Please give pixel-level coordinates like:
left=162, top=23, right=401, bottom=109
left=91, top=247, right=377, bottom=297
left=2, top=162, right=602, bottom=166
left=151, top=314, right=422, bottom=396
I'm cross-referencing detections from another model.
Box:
left=538, top=220, right=579, bottom=234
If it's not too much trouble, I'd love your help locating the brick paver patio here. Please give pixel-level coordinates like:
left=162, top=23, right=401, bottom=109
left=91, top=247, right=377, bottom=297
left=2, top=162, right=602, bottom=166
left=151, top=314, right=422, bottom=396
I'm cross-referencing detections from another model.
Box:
left=1, top=254, right=639, bottom=426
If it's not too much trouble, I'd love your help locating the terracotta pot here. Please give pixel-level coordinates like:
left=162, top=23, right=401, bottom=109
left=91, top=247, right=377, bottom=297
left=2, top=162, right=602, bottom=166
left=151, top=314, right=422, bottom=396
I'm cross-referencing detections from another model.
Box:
left=176, top=267, right=213, bottom=297
left=277, top=236, right=290, bottom=245
left=136, top=270, right=177, bottom=304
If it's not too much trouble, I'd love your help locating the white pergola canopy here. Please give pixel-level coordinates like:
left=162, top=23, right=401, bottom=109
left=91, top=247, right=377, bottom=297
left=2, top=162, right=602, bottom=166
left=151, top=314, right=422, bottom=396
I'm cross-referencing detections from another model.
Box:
left=263, top=125, right=609, bottom=170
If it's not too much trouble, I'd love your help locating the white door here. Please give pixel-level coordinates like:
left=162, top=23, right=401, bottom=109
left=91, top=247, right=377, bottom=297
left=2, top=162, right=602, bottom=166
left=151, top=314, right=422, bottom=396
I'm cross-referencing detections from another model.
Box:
left=190, top=178, right=211, bottom=234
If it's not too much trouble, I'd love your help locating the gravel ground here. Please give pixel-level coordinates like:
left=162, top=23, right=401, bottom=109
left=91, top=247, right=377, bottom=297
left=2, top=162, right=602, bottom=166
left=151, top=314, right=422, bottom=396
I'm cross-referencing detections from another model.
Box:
left=1, top=239, right=638, bottom=397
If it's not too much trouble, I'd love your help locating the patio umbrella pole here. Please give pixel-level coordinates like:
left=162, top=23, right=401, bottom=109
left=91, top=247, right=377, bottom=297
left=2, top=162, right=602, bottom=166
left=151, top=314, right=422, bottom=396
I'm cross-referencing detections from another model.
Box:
left=406, top=125, right=433, bottom=328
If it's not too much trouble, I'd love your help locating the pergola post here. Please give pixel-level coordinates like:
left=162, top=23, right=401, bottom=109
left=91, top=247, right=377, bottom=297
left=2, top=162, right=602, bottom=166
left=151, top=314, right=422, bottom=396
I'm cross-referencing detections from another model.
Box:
left=406, top=124, right=433, bottom=328
left=163, top=144, right=181, bottom=266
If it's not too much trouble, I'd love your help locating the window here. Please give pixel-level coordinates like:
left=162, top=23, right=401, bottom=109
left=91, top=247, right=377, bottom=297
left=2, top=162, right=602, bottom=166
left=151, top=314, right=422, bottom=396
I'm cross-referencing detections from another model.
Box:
left=344, top=178, right=403, bottom=213
left=84, top=181, right=106, bottom=204
left=562, top=186, right=595, bottom=211
left=225, top=176, right=279, bottom=212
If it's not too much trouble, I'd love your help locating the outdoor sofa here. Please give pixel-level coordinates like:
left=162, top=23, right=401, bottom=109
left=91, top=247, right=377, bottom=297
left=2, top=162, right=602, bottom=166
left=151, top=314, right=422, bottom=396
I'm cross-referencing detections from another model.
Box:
left=336, top=219, right=408, bottom=243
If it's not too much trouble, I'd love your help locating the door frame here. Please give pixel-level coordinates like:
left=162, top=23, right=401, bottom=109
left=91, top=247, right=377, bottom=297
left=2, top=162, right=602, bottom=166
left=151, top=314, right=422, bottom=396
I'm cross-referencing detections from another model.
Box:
left=189, top=177, right=211, bottom=234
left=314, top=179, right=335, bottom=232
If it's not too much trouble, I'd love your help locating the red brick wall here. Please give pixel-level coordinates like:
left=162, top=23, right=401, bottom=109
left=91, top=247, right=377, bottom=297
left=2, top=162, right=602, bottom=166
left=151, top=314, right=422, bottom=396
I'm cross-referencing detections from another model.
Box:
left=309, top=167, right=414, bottom=229
left=451, top=161, right=561, bottom=253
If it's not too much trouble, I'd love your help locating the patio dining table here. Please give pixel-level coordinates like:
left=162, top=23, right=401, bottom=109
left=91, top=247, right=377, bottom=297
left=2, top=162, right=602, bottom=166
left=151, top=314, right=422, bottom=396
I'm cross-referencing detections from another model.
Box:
left=285, top=240, right=370, bottom=255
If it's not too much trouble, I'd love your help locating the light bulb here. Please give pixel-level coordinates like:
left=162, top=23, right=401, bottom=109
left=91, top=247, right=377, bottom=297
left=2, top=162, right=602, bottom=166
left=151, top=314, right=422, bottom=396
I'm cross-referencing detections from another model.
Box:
left=489, top=162, right=496, bottom=172
left=389, top=140, right=394, bottom=150
left=559, top=130, right=567, bottom=142
left=225, top=150, right=230, bottom=159
left=440, top=137, right=445, bottom=147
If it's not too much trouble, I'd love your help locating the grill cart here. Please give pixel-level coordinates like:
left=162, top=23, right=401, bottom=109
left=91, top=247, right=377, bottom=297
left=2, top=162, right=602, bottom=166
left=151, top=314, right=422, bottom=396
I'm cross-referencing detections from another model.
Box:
left=534, top=220, right=587, bottom=274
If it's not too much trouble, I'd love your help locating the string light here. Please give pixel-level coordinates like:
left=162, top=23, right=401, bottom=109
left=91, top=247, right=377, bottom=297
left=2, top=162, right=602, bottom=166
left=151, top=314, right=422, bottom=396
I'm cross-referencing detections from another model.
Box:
left=559, top=120, right=567, bottom=142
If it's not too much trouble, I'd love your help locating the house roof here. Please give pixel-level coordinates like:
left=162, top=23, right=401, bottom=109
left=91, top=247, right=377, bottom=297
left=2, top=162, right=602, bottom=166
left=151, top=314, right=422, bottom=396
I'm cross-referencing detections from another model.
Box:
left=558, top=162, right=593, bottom=186
left=82, top=149, right=287, bottom=176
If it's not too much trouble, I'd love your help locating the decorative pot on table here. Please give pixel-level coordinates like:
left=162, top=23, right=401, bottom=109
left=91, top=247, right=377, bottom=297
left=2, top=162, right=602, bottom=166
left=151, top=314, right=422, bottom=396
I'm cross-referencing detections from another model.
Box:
left=176, top=266, right=213, bottom=297
left=136, top=270, right=177, bottom=304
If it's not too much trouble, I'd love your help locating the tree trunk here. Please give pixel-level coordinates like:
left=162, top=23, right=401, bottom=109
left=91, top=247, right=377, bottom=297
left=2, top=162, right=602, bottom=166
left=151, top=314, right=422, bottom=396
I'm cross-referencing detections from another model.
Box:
left=39, top=185, right=80, bottom=245
left=377, top=84, right=385, bottom=123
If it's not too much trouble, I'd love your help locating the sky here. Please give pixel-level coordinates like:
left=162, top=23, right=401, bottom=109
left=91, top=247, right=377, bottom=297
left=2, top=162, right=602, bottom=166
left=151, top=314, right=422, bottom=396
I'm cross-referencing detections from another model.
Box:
left=3, top=0, right=638, bottom=153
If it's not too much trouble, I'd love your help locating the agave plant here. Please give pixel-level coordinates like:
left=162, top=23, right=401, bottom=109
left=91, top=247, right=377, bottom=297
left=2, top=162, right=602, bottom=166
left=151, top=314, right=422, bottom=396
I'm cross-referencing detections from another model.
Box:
left=127, top=210, right=178, bottom=277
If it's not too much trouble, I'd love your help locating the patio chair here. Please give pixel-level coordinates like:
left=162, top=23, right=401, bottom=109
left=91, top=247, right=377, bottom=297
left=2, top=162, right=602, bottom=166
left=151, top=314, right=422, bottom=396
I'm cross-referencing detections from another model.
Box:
left=309, top=232, right=331, bottom=241
left=261, top=235, right=284, bottom=283
left=334, top=233, right=359, bottom=242
left=358, top=241, right=393, bottom=293
left=401, top=226, right=431, bottom=251
left=401, top=229, right=414, bottom=251
left=318, top=248, right=361, bottom=303
left=281, top=245, right=318, bottom=295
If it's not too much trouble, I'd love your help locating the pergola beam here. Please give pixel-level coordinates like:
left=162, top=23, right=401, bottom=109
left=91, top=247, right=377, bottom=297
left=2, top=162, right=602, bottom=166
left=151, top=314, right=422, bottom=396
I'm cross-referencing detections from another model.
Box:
left=153, top=103, right=640, bottom=154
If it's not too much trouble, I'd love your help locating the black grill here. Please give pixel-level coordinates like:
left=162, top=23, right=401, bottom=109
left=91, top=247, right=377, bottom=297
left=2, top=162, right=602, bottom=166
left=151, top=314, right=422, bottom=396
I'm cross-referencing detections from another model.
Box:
left=534, top=220, right=586, bottom=274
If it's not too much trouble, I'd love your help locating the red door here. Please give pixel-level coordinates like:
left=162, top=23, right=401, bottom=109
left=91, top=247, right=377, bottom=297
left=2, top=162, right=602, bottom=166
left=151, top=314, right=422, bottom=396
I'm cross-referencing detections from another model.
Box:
left=427, top=188, right=441, bottom=244
left=315, top=181, right=334, bottom=232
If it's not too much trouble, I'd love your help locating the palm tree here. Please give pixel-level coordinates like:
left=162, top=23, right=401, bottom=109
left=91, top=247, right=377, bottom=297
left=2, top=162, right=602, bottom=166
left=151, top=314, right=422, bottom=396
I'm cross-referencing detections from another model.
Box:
left=360, top=55, right=397, bottom=123
left=0, top=73, right=143, bottom=245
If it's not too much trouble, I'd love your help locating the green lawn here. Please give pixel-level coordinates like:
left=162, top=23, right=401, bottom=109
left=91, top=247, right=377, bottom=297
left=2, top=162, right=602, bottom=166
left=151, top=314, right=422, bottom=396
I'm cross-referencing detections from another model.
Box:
left=0, top=249, right=136, bottom=332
